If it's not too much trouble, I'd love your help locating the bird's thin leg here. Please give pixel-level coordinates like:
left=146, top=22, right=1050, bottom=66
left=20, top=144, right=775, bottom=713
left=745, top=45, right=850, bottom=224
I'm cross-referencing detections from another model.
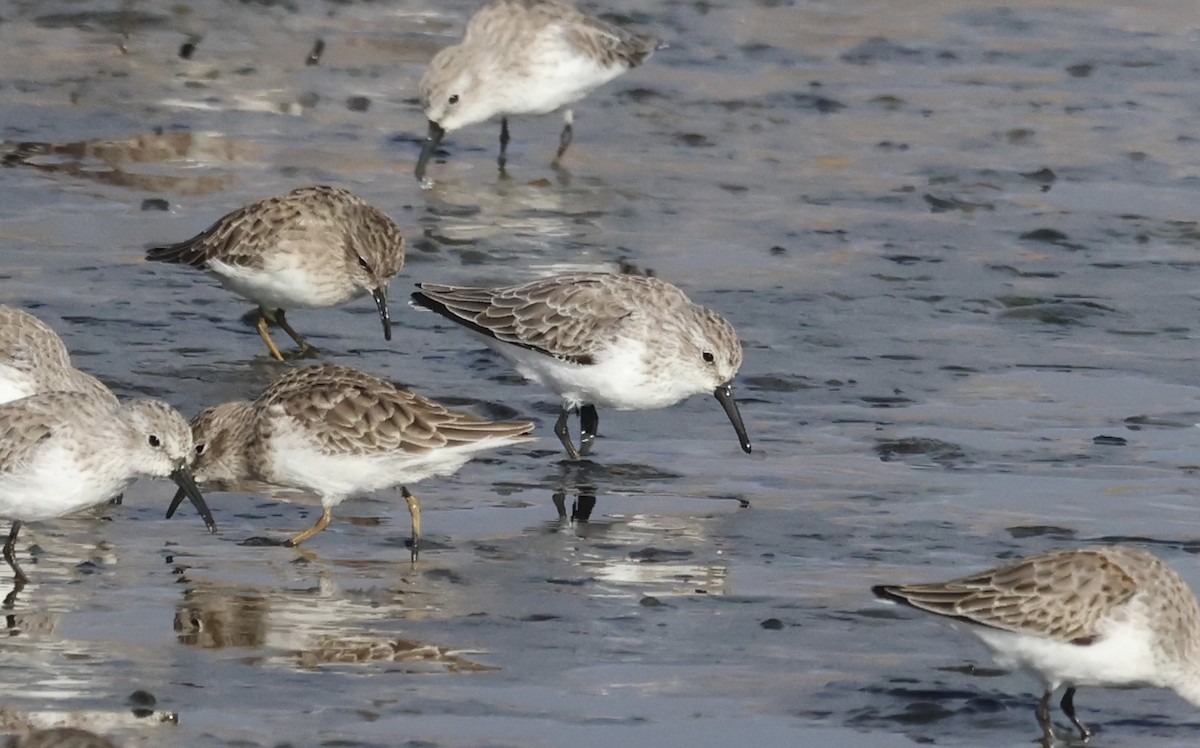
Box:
left=275, top=310, right=314, bottom=355
left=1060, top=687, right=1091, bottom=741
left=256, top=311, right=287, bottom=361
left=578, top=404, right=599, bottom=456
left=285, top=505, right=334, bottom=546
left=3, top=521, right=29, bottom=585
left=553, top=109, right=574, bottom=164
left=498, top=117, right=510, bottom=173
left=1036, top=689, right=1057, bottom=744
left=554, top=406, right=582, bottom=460
left=402, top=487, right=421, bottom=562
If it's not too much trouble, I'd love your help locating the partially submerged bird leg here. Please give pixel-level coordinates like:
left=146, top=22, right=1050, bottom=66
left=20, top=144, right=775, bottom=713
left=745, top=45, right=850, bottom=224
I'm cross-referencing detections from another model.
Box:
left=286, top=505, right=334, bottom=547
left=1035, top=690, right=1055, bottom=744
left=498, top=117, right=511, bottom=172
left=1060, top=687, right=1091, bottom=740
left=275, top=310, right=315, bottom=356
left=402, top=487, right=421, bottom=561
left=553, top=109, right=575, bottom=164
left=256, top=312, right=287, bottom=362
left=3, top=521, right=28, bottom=585
left=553, top=407, right=582, bottom=460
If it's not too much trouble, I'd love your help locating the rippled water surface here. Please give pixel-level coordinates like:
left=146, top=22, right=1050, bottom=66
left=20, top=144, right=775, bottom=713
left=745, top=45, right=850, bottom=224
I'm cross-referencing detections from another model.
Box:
left=5, top=0, right=1200, bottom=745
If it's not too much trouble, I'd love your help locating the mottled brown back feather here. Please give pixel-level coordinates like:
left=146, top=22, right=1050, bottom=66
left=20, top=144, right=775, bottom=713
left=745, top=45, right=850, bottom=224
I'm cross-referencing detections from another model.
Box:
left=0, top=393, right=93, bottom=472
left=873, top=548, right=1147, bottom=643
left=412, top=273, right=688, bottom=365
left=146, top=185, right=405, bottom=276
left=564, top=14, right=661, bottom=69
left=258, top=363, right=533, bottom=456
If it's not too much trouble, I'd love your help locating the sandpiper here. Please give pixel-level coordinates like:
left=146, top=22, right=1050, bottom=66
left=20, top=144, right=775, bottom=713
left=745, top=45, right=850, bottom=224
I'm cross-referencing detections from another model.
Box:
left=0, top=392, right=215, bottom=583
left=416, top=0, right=664, bottom=179
left=873, top=546, right=1200, bottom=742
left=411, top=272, right=751, bottom=459
left=168, top=363, right=534, bottom=555
left=146, top=186, right=405, bottom=361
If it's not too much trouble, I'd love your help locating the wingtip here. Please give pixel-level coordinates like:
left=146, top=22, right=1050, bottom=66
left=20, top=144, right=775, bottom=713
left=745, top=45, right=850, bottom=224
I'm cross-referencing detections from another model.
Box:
left=871, top=584, right=912, bottom=605
left=145, top=240, right=204, bottom=267
left=410, top=289, right=433, bottom=310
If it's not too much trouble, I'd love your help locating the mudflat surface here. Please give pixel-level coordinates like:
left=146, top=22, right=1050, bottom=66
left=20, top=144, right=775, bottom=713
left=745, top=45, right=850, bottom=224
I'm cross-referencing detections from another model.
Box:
left=3, top=0, right=1200, bottom=745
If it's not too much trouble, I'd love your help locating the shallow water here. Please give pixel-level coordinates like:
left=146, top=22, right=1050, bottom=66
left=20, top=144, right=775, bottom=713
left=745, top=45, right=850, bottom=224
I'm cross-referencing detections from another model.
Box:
left=4, top=0, right=1200, bottom=745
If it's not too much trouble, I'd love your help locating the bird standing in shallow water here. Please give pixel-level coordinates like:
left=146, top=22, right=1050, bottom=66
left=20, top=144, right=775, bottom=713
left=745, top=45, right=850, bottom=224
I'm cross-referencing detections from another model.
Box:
left=169, top=363, right=534, bottom=556
left=0, top=392, right=214, bottom=584
left=416, top=0, right=664, bottom=180
left=411, top=273, right=751, bottom=459
left=146, top=186, right=405, bottom=361
left=873, top=546, right=1200, bottom=743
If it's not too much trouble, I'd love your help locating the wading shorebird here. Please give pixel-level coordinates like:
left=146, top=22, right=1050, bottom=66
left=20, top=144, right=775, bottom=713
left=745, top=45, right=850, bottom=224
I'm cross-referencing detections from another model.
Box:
left=0, top=392, right=215, bottom=584
left=416, top=0, right=664, bottom=179
left=873, top=546, right=1200, bottom=743
left=147, top=186, right=405, bottom=361
left=169, top=363, right=534, bottom=556
left=412, top=272, right=751, bottom=459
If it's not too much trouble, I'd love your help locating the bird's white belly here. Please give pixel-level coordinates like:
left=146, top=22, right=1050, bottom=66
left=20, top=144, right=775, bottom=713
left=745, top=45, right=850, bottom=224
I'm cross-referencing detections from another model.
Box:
left=973, top=620, right=1163, bottom=689
left=0, top=442, right=130, bottom=521
left=208, top=259, right=356, bottom=311
left=263, top=423, right=506, bottom=507
left=500, top=45, right=627, bottom=116
left=483, top=335, right=694, bottom=411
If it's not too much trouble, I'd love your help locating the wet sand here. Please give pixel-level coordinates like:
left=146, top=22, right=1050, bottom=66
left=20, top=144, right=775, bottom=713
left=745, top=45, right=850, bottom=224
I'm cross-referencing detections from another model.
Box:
left=3, top=0, right=1200, bottom=745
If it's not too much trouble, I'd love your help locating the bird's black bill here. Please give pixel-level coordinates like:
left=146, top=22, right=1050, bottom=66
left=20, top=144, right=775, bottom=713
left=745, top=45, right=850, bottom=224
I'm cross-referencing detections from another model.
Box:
left=415, top=120, right=446, bottom=181
left=713, top=383, right=752, bottom=454
left=373, top=285, right=392, bottom=341
left=165, top=487, right=185, bottom=519
left=168, top=467, right=217, bottom=533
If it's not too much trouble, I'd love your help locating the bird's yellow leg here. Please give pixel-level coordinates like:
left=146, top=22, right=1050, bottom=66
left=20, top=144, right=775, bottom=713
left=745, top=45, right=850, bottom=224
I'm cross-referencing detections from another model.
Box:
left=256, top=313, right=287, bottom=361
left=402, top=487, right=421, bottom=560
left=286, top=505, right=334, bottom=547
left=275, top=310, right=314, bottom=355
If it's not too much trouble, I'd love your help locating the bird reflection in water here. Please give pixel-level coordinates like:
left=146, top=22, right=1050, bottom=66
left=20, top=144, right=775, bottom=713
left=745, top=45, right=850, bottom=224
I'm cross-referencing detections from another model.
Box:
left=171, top=570, right=495, bottom=671
left=552, top=487, right=596, bottom=522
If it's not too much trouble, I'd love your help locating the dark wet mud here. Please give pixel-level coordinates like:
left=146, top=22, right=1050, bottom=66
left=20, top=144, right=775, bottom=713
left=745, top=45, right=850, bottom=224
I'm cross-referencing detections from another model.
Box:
left=3, top=0, right=1200, bottom=745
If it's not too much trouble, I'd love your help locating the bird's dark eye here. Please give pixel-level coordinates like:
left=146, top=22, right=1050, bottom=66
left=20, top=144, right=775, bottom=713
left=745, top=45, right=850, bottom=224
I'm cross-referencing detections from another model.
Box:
left=149, top=435, right=162, bottom=447
left=702, top=351, right=715, bottom=364
left=448, top=94, right=459, bottom=105
left=357, top=255, right=373, bottom=273
left=195, top=443, right=207, bottom=457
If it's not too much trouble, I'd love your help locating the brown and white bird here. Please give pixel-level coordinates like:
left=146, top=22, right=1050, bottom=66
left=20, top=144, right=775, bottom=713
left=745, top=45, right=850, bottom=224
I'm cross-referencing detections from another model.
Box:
left=873, top=546, right=1200, bottom=742
left=412, top=273, right=750, bottom=459
left=416, top=0, right=664, bottom=179
left=147, top=186, right=405, bottom=360
left=0, top=392, right=214, bottom=583
left=168, top=363, right=534, bottom=555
